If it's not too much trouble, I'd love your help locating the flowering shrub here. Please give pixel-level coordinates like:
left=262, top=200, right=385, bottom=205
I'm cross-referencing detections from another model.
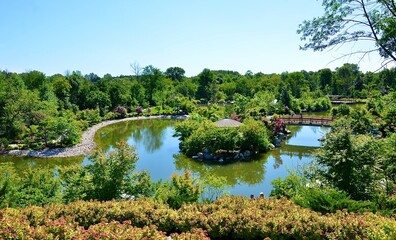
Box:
left=264, top=115, right=285, bottom=135
left=136, top=106, right=143, bottom=115
left=1, top=196, right=396, bottom=239
left=115, top=106, right=127, bottom=118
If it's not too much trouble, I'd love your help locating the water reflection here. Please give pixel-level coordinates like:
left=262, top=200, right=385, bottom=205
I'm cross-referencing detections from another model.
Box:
left=0, top=155, right=84, bottom=174
left=1, top=120, right=329, bottom=197
left=285, top=125, right=329, bottom=147
left=174, top=154, right=266, bottom=186
left=95, top=119, right=180, bottom=153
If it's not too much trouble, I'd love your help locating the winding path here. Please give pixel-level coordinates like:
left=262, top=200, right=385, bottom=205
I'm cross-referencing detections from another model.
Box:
left=2, top=115, right=188, bottom=158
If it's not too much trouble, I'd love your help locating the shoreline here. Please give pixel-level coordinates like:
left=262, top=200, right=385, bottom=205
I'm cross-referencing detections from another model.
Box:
left=1, top=115, right=188, bottom=158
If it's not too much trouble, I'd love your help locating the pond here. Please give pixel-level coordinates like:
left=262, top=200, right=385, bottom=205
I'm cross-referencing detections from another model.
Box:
left=94, top=119, right=329, bottom=197
left=0, top=119, right=329, bottom=198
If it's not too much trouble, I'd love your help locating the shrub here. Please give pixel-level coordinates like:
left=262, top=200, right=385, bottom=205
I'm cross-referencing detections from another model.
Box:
left=76, top=108, right=102, bottom=127
left=115, top=106, right=127, bottom=118
left=136, top=106, right=143, bottom=115
left=332, top=104, right=351, bottom=116
left=61, top=141, right=155, bottom=202
left=155, top=171, right=201, bottom=209
left=2, top=197, right=396, bottom=239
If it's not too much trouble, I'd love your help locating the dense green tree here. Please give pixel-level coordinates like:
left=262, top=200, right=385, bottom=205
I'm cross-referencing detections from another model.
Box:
left=316, top=125, right=382, bottom=200
left=285, top=72, right=306, bottom=98
left=12, top=167, right=62, bottom=207
left=66, top=72, right=95, bottom=109
left=175, top=78, right=197, bottom=99
left=381, top=133, right=396, bottom=194
left=196, top=68, right=215, bottom=102
left=278, top=85, right=292, bottom=108
left=85, top=89, right=111, bottom=115
left=45, top=112, right=81, bottom=146
left=141, top=65, right=167, bottom=105
left=335, top=64, right=361, bottom=96
left=238, top=119, right=271, bottom=153
left=84, top=72, right=100, bottom=82
left=165, top=66, right=186, bottom=81
left=1, top=90, right=40, bottom=139
left=50, top=74, right=72, bottom=109
left=130, top=80, right=147, bottom=106
left=106, top=78, right=133, bottom=108
left=380, top=68, right=396, bottom=90
left=20, top=70, right=46, bottom=90
left=319, top=68, right=332, bottom=91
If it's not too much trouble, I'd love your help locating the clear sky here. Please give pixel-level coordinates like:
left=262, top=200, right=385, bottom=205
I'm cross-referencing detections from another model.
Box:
left=0, top=0, right=387, bottom=77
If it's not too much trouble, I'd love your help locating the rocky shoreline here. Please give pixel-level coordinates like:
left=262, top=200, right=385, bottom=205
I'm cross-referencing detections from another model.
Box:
left=1, top=115, right=188, bottom=158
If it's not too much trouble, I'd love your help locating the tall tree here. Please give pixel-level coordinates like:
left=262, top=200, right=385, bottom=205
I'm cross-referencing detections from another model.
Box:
left=165, top=67, right=186, bottom=81
left=141, top=65, right=166, bottom=105
left=319, top=68, right=333, bottom=90
left=196, top=68, right=216, bottom=102
left=298, top=0, right=396, bottom=66
left=20, top=70, right=46, bottom=90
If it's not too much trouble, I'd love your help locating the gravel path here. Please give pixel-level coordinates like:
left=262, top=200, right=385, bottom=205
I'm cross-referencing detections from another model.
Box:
left=2, top=115, right=188, bottom=158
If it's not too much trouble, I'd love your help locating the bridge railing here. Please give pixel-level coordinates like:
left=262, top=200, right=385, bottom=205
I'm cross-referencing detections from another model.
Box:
left=280, top=115, right=333, bottom=126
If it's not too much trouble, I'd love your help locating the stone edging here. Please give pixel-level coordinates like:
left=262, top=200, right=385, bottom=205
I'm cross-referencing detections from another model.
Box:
left=1, top=115, right=188, bottom=158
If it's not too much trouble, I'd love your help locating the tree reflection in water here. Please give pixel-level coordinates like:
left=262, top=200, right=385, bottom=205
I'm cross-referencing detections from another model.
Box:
left=1, top=120, right=327, bottom=196
left=173, top=154, right=267, bottom=186
left=95, top=119, right=179, bottom=153
left=92, top=120, right=326, bottom=196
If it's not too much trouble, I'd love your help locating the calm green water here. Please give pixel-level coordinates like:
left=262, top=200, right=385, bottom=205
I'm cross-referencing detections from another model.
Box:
left=0, top=119, right=329, bottom=197
left=94, top=119, right=328, bottom=197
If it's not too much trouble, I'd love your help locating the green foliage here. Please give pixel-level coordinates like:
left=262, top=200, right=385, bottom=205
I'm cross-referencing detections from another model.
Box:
left=0, top=163, right=17, bottom=208
left=332, top=104, right=351, bottom=116
left=174, top=118, right=203, bottom=141
left=381, top=133, right=396, bottom=194
left=200, top=174, right=228, bottom=202
left=165, top=66, right=186, bottom=81
left=298, top=0, right=396, bottom=62
left=271, top=172, right=376, bottom=214
left=195, top=105, right=224, bottom=121
left=12, top=167, right=62, bottom=208
left=196, top=68, right=215, bottom=102
left=155, top=171, right=201, bottom=209
left=177, top=119, right=270, bottom=157
left=293, top=187, right=375, bottom=214
left=0, top=163, right=61, bottom=208
left=238, top=119, right=270, bottom=152
left=316, top=127, right=382, bottom=200
left=45, top=114, right=81, bottom=146
left=61, top=141, right=155, bottom=202
left=76, top=108, right=102, bottom=129
left=270, top=173, right=306, bottom=199
left=1, top=66, right=395, bottom=150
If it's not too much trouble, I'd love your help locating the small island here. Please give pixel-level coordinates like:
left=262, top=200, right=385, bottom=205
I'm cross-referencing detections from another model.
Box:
left=174, top=116, right=289, bottom=162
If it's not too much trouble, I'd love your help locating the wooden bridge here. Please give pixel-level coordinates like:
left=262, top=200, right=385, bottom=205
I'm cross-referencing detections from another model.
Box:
left=280, top=115, right=333, bottom=127
left=331, top=100, right=359, bottom=104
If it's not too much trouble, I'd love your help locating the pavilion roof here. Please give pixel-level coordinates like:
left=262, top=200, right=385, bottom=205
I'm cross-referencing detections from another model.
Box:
left=214, top=118, right=243, bottom=128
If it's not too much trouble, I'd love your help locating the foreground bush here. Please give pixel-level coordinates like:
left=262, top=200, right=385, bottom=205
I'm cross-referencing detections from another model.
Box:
left=1, top=196, right=396, bottom=239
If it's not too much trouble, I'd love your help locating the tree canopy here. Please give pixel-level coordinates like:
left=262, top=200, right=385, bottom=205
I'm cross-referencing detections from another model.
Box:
left=298, top=0, right=396, bottom=65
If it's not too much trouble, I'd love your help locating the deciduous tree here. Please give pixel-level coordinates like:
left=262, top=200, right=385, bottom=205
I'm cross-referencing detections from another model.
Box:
left=298, top=0, right=396, bottom=67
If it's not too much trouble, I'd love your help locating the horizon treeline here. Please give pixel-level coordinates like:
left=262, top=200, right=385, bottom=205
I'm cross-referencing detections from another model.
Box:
left=0, top=63, right=395, bottom=148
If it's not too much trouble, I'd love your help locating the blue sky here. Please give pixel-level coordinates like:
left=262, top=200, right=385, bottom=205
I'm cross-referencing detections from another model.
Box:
left=0, top=0, right=386, bottom=77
